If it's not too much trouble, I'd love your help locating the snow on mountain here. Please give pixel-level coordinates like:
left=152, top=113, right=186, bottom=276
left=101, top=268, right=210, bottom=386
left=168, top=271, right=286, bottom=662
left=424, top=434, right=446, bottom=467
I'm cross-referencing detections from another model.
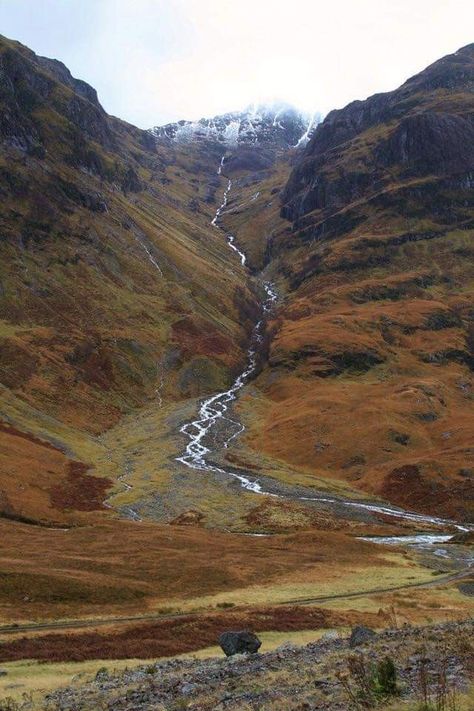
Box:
left=150, top=103, right=321, bottom=149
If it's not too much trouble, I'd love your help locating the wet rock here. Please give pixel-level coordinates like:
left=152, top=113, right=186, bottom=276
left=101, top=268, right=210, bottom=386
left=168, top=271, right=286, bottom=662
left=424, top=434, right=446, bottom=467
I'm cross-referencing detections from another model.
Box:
left=349, top=626, right=377, bottom=648
left=219, top=630, right=262, bottom=656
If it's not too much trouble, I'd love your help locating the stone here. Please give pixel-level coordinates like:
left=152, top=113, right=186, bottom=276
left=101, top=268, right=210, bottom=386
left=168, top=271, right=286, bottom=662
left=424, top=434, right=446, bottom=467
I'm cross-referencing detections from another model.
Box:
left=457, top=582, right=474, bottom=596
left=448, top=531, right=474, bottom=545
left=349, top=626, right=377, bottom=648
left=180, top=683, right=197, bottom=695
left=219, top=630, right=262, bottom=657
left=0, top=669, right=7, bottom=677
left=276, top=642, right=299, bottom=653
left=321, top=630, right=340, bottom=641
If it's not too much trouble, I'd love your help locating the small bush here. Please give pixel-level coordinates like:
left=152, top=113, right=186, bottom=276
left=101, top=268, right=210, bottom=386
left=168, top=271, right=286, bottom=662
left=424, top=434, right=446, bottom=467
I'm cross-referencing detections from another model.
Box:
left=337, top=654, right=399, bottom=708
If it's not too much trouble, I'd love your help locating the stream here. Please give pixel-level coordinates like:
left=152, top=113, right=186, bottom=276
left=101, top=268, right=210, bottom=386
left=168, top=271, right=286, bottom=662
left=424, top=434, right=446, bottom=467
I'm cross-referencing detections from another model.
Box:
left=176, top=157, right=473, bottom=569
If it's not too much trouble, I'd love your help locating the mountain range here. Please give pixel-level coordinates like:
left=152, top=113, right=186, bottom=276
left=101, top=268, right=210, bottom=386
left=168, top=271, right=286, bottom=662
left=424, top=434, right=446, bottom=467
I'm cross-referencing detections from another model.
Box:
left=151, top=103, right=319, bottom=148
left=0, top=32, right=472, bottom=685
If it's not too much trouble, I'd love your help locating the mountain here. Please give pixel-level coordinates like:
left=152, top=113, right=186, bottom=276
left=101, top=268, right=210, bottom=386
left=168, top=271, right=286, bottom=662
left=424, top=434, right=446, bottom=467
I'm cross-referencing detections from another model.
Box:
left=244, top=44, right=474, bottom=520
left=151, top=103, right=319, bottom=149
left=0, top=33, right=473, bottom=686
left=0, top=33, right=263, bottom=525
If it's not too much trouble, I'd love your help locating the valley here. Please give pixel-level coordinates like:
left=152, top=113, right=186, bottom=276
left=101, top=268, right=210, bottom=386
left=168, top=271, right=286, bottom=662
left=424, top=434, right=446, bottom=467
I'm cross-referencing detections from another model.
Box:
left=0, top=32, right=472, bottom=708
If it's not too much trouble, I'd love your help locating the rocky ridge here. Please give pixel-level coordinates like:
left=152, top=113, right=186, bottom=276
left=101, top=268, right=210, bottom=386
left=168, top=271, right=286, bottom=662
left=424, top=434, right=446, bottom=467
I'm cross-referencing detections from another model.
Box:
left=151, top=103, right=320, bottom=149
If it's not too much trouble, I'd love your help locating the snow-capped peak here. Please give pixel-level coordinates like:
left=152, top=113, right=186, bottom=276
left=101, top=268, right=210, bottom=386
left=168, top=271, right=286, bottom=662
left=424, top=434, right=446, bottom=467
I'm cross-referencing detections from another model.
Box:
left=150, top=103, right=321, bottom=148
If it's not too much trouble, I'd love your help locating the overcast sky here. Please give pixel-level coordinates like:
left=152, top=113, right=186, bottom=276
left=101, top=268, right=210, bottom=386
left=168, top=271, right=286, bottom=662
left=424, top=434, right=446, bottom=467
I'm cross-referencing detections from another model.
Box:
left=0, top=0, right=472, bottom=128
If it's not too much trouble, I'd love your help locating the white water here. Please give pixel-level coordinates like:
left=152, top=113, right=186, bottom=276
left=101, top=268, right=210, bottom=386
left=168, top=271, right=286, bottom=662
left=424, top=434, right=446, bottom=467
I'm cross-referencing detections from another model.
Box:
left=211, top=158, right=247, bottom=265
left=360, top=534, right=473, bottom=566
left=176, top=156, right=276, bottom=490
left=176, top=277, right=277, bottom=493
left=135, top=236, right=163, bottom=277
left=176, top=157, right=473, bottom=544
left=362, top=534, right=454, bottom=546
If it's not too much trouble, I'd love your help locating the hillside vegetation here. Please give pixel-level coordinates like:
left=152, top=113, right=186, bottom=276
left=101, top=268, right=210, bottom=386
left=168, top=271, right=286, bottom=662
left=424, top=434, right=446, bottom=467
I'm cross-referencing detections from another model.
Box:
left=240, top=44, right=474, bottom=520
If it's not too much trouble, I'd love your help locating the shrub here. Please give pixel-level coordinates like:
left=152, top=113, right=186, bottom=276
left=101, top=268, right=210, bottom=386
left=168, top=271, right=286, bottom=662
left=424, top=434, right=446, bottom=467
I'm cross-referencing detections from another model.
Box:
left=337, top=654, right=399, bottom=708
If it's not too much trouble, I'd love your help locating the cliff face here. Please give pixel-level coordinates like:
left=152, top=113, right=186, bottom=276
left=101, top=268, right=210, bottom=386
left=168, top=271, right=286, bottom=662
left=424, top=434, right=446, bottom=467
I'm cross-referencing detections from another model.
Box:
left=281, top=44, right=474, bottom=229
left=246, top=45, right=474, bottom=521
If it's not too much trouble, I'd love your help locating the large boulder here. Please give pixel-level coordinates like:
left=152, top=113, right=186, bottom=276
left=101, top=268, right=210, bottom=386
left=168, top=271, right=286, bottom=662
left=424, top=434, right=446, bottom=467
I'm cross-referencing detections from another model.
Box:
left=349, top=626, right=377, bottom=648
left=219, top=630, right=262, bottom=657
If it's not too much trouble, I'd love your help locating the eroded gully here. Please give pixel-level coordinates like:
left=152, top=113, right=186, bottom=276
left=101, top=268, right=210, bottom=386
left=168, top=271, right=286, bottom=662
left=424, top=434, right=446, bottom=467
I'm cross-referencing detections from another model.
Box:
left=176, top=157, right=473, bottom=567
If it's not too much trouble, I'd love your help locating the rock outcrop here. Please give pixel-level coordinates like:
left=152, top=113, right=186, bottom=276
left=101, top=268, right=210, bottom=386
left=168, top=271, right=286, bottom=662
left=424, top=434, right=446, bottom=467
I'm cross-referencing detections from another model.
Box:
left=280, top=43, right=474, bottom=230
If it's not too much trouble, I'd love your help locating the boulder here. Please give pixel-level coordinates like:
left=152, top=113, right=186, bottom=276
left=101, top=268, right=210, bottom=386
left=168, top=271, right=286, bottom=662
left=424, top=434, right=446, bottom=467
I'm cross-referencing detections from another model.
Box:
left=219, top=630, right=261, bottom=656
left=349, top=626, right=377, bottom=648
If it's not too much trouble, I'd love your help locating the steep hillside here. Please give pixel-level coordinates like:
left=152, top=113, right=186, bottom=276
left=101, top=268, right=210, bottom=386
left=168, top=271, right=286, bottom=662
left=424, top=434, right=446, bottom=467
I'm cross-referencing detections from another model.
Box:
left=242, top=44, right=474, bottom=520
left=0, top=34, right=258, bottom=438
left=1, top=33, right=294, bottom=531
left=0, top=35, right=472, bottom=683
left=0, top=33, right=313, bottom=530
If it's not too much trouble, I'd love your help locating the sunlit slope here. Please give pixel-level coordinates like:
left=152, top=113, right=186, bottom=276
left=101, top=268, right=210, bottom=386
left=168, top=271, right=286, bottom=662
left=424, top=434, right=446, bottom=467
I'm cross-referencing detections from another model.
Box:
left=246, top=44, right=474, bottom=520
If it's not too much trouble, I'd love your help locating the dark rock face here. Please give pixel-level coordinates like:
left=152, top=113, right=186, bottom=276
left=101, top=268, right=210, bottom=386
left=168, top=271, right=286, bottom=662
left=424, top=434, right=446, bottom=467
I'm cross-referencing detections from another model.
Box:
left=378, top=112, right=474, bottom=175
left=219, top=630, right=262, bottom=656
left=280, top=43, right=474, bottom=229
left=37, top=56, right=101, bottom=107
left=349, top=626, right=377, bottom=648
left=0, top=42, right=113, bottom=152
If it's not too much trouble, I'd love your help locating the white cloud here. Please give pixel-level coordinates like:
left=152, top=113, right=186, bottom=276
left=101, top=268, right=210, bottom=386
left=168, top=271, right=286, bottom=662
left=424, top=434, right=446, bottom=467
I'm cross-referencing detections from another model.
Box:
left=0, top=0, right=472, bottom=127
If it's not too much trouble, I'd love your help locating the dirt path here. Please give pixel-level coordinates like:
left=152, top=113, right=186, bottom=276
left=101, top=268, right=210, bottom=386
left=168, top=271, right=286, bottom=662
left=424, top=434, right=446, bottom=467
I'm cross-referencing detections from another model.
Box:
left=0, top=568, right=470, bottom=638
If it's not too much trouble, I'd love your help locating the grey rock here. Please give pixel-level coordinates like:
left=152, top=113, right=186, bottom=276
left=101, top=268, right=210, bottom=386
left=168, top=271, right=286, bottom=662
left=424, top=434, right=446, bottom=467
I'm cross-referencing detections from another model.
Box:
left=219, top=630, right=262, bottom=656
left=349, top=626, right=377, bottom=648
left=276, top=642, right=299, bottom=653
left=180, top=682, right=197, bottom=695
left=457, top=581, right=474, bottom=596
left=321, top=630, right=340, bottom=641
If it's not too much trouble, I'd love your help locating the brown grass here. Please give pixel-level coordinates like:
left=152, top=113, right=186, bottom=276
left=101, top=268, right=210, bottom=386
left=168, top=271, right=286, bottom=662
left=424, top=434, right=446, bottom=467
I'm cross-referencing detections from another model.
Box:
left=0, top=423, right=108, bottom=526
left=0, top=518, right=393, bottom=621
left=0, top=606, right=379, bottom=663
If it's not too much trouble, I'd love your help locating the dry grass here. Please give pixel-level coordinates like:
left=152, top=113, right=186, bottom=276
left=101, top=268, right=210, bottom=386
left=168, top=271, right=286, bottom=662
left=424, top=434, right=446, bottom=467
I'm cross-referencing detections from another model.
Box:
left=0, top=518, right=406, bottom=622
left=0, top=607, right=376, bottom=663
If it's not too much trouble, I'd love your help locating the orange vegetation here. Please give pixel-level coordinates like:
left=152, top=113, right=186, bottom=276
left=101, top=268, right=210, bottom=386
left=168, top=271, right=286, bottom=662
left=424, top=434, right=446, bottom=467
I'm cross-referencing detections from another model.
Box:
left=0, top=607, right=380, bottom=663
left=0, top=518, right=387, bottom=622
left=0, top=422, right=109, bottom=526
